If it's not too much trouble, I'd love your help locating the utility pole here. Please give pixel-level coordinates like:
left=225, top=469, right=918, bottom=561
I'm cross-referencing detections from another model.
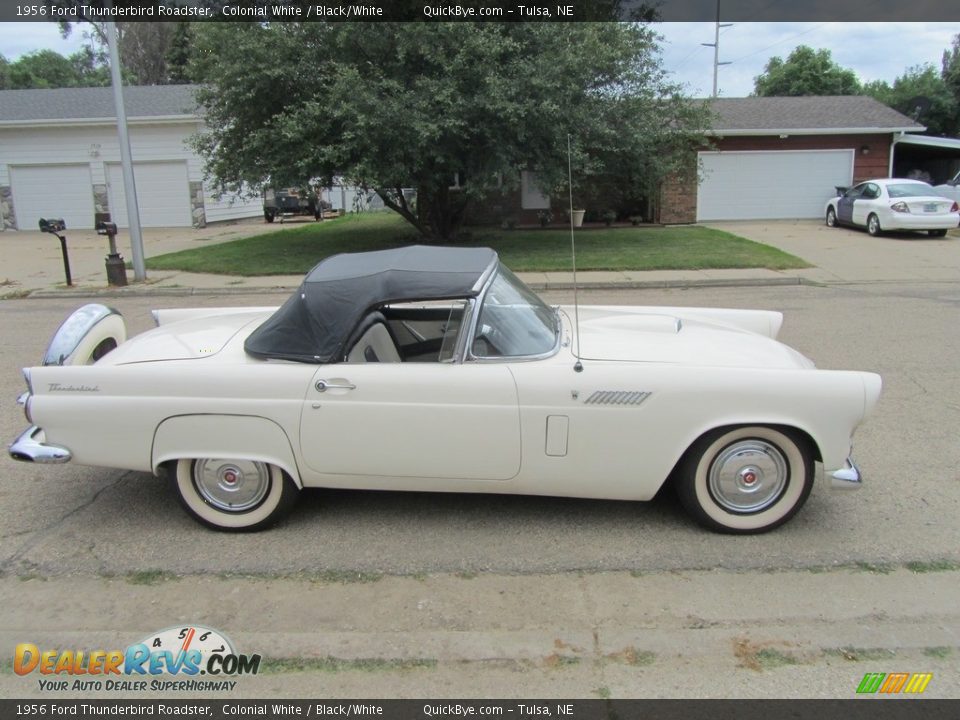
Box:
left=105, top=19, right=146, bottom=281
left=701, top=0, right=733, bottom=97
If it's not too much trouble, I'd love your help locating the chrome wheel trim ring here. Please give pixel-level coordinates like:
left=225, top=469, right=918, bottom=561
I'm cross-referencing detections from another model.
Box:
left=193, top=459, right=271, bottom=513
left=708, top=440, right=789, bottom=513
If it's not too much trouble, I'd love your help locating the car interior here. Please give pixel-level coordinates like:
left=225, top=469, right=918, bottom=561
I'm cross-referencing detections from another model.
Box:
left=344, top=302, right=467, bottom=363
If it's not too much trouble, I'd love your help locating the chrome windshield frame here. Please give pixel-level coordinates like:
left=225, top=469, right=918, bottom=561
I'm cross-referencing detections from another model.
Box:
left=462, top=264, right=562, bottom=364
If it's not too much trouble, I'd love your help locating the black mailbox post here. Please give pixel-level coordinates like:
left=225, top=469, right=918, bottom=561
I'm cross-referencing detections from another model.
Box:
left=95, top=214, right=128, bottom=287
left=38, top=218, right=72, bottom=287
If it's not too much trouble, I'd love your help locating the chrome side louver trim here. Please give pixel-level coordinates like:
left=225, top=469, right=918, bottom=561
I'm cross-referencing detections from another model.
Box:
left=584, top=390, right=652, bottom=406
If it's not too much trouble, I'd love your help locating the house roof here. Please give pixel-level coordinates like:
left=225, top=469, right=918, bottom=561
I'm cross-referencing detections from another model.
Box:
left=0, top=85, right=200, bottom=125
left=709, top=96, right=923, bottom=136
left=0, top=86, right=925, bottom=137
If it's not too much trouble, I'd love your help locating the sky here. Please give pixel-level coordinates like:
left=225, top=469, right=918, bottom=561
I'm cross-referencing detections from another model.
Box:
left=1, top=21, right=959, bottom=98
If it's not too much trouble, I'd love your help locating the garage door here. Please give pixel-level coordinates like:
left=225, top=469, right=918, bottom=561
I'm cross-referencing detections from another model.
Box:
left=107, top=161, right=191, bottom=227
left=697, top=150, right=854, bottom=221
left=10, top=165, right=94, bottom=230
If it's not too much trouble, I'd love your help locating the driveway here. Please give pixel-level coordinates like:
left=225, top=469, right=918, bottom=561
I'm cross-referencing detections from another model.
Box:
left=704, top=219, right=960, bottom=284
left=0, top=217, right=303, bottom=294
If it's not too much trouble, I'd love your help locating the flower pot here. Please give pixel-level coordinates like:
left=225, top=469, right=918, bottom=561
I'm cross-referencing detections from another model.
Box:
left=571, top=209, right=586, bottom=228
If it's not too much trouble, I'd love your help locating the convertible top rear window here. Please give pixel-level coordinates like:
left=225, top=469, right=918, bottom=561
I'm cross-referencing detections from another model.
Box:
left=244, top=245, right=497, bottom=363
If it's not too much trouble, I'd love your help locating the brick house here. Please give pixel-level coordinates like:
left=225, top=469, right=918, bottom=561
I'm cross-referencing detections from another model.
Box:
left=659, top=96, right=924, bottom=223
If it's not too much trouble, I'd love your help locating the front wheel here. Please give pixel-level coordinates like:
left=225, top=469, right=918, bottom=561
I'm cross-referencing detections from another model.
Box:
left=676, top=426, right=814, bottom=534
left=867, top=213, right=881, bottom=236
left=172, top=458, right=299, bottom=531
left=825, top=206, right=837, bottom=227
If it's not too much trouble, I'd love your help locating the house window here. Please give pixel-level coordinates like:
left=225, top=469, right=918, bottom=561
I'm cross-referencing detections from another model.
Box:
left=521, top=171, right=550, bottom=210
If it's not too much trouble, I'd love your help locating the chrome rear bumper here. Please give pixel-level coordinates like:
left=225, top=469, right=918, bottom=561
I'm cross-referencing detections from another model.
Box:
left=8, top=426, right=72, bottom=464
left=830, top=457, right=862, bottom=490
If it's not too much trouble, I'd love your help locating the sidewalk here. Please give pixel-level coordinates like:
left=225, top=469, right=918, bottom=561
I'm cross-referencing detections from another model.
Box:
left=2, top=218, right=958, bottom=298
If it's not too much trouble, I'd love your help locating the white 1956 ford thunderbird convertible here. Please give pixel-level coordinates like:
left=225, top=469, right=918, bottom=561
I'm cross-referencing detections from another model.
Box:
left=10, top=245, right=881, bottom=533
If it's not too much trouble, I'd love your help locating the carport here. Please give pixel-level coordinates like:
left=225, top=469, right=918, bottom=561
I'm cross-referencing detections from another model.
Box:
left=891, top=133, right=960, bottom=184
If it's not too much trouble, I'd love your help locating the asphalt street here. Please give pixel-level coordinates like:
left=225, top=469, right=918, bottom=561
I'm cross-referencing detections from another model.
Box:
left=2, top=281, right=957, bottom=578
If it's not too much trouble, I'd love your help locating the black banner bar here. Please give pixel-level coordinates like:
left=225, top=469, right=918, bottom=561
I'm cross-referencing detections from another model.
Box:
left=1, top=700, right=959, bottom=720
left=0, top=0, right=959, bottom=23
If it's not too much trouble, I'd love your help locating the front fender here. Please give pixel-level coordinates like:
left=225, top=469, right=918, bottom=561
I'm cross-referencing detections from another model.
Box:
left=152, top=415, right=303, bottom=488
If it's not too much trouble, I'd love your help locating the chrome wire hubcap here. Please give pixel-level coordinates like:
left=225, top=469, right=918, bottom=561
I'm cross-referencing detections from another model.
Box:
left=708, top=440, right=788, bottom=513
left=193, top=459, right=270, bottom=512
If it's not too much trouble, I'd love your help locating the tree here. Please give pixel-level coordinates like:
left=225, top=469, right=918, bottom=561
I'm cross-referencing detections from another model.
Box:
left=192, top=22, right=710, bottom=241
left=69, top=46, right=111, bottom=87
left=8, top=49, right=80, bottom=89
left=0, top=54, right=10, bottom=90
left=58, top=20, right=193, bottom=85
left=863, top=64, right=958, bottom=137
left=943, top=34, right=960, bottom=134
left=753, top=45, right=861, bottom=97
left=165, top=23, right=194, bottom=84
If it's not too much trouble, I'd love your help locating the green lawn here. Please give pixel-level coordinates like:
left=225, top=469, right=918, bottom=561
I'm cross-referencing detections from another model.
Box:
left=147, top=212, right=809, bottom=275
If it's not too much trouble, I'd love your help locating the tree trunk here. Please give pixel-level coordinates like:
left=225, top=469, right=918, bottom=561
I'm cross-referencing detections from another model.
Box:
left=378, top=185, right=468, bottom=243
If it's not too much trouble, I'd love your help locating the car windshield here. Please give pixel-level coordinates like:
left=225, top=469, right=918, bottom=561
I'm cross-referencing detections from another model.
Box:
left=472, top=265, right=559, bottom=358
left=887, top=183, right=935, bottom=198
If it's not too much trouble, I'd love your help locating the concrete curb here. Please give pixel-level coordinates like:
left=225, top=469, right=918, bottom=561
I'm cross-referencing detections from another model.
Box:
left=22, top=276, right=814, bottom=299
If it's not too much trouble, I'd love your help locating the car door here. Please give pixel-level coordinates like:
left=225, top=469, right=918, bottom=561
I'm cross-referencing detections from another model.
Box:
left=299, top=362, right=521, bottom=481
left=837, top=184, right=864, bottom=225
left=852, top=182, right=881, bottom=226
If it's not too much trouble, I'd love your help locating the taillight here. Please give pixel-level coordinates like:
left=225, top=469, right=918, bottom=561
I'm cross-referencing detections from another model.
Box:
left=951, top=201, right=958, bottom=213
left=890, top=201, right=910, bottom=213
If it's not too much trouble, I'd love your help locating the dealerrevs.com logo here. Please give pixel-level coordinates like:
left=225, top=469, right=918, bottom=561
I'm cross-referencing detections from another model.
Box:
left=856, top=672, right=933, bottom=695
left=15, top=625, right=260, bottom=692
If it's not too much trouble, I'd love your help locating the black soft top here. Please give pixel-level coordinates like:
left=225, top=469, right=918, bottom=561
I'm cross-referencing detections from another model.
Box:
left=244, top=245, right=498, bottom=363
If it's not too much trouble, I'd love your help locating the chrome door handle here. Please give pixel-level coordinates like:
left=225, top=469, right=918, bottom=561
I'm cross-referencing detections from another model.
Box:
left=315, top=380, right=356, bottom=392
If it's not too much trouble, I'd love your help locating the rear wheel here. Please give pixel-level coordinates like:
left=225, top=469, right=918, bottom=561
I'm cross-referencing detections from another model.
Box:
left=172, top=458, right=299, bottom=531
left=825, top=206, right=837, bottom=227
left=676, top=426, right=814, bottom=534
left=928, top=229, right=948, bottom=237
left=264, top=210, right=275, bottom=223
left=867, top=213, right=882, bottom=236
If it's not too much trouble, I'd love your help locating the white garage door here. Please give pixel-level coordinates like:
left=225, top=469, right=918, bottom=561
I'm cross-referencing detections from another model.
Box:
left=107, top=161, right=192, bottom=227
left=697, top=150, right=854, bottom=221
left=10, top=165, right=94, bottom=230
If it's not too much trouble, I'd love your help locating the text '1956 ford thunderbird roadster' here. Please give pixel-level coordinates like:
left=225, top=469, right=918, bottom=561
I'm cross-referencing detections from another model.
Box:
left=9, top=245, right=881, bottom=533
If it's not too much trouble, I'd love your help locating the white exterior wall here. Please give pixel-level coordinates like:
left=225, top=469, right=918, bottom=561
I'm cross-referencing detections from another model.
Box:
left=0, top=121, right=260, bottom=230
left=204, top=184, right=263, bottom=223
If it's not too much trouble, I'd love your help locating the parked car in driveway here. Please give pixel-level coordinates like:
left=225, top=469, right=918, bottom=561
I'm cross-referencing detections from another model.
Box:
left=932, top=170, right=960, bottom=204
left=263, top=187, right=330, bottom=223
left=9, top=246, right=881, bottom=534
left=825, top=178, right=959, bottom=237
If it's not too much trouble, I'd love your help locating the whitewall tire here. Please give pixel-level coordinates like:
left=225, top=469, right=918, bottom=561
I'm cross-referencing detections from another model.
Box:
left=173, top=458, right=298, bottom=531
left=676, top=426, right=814, bottom=534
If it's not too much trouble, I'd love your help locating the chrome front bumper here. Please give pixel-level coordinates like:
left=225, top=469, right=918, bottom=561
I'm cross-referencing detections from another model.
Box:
left=829, top=457, right=862, bottom=490
left=8, top=426, right=72, bottom=464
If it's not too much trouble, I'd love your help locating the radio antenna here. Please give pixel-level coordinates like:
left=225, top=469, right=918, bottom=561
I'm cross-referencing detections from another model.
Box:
left=567, top=134, right=583, bottom=373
